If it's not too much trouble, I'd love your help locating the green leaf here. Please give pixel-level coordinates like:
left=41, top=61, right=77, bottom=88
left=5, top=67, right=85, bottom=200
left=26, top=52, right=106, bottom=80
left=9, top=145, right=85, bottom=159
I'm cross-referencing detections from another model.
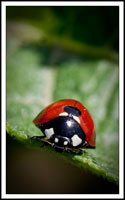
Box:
left=7, top=38, right=119, bottom=185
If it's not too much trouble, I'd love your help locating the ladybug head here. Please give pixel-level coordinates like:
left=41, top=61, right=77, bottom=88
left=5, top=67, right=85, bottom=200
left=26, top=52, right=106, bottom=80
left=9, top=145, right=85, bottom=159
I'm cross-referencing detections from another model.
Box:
left=64, top=106, right=81, bottom=117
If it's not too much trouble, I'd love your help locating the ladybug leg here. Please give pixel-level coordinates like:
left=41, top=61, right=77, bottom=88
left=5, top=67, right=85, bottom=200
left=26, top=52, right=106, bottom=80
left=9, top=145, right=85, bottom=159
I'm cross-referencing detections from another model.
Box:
left=30, top=135, right=45, bottom=140
left=41, top=138, right=55, bottom=147
left=64, top=147, right=83, bottom=155
left=53, top=145, right=65, bottom=152
left=75, top=148, right=83, bottom=155
left=82, top=141, right=88, bottom=147
left=73, top=148, right=83, bottom=155
left=41, top=139, right=67, bottom=153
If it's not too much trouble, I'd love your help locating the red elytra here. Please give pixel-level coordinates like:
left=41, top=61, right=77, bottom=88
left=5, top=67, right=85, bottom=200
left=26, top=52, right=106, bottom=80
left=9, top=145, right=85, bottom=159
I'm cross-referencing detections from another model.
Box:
left=33, top=99, right=96, bottom=147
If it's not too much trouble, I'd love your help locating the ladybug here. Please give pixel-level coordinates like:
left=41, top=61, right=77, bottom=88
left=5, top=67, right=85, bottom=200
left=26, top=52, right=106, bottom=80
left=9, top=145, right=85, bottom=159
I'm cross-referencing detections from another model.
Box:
left=32, top=99, right=96, bottom=154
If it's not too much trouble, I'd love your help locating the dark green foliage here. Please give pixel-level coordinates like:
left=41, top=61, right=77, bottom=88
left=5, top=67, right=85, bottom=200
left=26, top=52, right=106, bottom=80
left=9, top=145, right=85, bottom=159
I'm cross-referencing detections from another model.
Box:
left=7, top=6, right=119, bottom=49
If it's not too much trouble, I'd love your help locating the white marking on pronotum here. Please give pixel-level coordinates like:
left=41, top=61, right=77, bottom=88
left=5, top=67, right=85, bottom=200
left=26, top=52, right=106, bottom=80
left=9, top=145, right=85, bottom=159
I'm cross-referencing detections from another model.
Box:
left=71, top=134, right=82, bottom=147
left=59, top=112, right=68, bottom=116
left=64, top=141, right=68, bottom=146
left=55, top=138, right=59, bottom=143
left=44, top=128, right=54, bottom=139
left=73, top=116, right=80, bottom=124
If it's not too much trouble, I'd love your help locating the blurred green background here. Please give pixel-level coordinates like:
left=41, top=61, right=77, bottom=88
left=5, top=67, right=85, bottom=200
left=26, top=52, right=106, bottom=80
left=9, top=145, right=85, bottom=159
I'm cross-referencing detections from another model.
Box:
left=6, top=6, right=119, bottom=194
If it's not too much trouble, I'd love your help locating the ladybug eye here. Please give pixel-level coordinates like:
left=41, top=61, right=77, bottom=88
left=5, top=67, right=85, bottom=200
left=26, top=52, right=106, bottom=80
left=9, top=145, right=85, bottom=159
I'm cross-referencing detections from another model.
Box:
left=64, top=106, right=81, bottom=117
